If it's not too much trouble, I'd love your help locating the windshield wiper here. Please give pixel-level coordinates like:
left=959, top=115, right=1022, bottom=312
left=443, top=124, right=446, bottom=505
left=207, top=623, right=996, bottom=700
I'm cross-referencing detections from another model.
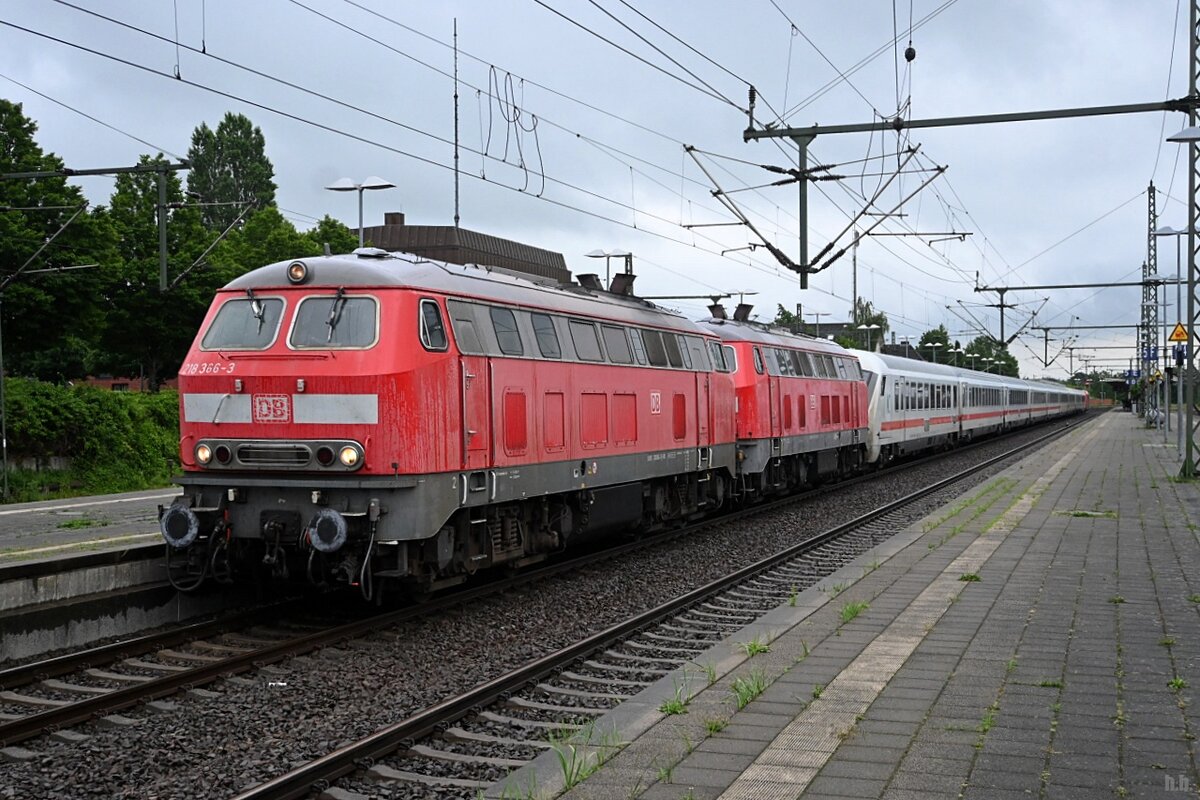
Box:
left=246, top=288, right=265, bottom=334
left=325, top=287, right=346, bottom=343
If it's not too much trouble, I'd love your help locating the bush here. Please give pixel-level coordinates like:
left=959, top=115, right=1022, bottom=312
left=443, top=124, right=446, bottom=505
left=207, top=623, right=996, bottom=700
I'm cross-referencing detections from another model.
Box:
left=3, top=378, right=179, bottom=501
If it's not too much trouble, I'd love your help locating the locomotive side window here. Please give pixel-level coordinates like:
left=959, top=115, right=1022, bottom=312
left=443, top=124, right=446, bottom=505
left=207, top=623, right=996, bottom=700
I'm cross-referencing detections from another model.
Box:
left=685, top=336, right=711, bottom=371
left=419, top=299, right=448, bottom=351
left=663, top=333, right=684, bottom=368
left=643, top=330, right=669, bottom=367
left=601, top=325, right=633, bottom=364
left=202, top=296, right=284, bottom=351
left=446, top=299, right=485, bottom=354
left=708, top=341, right=728, bottom=372
left=723, top=345, right=737, bottom=373
left=290, top=295, right=377, bottom=349
left=753, top=347, right=764, bottom=374
left=490, top=307, right=524, bottom=356
left=530, top=313, right=562, bottom=359
left=629, top=329, right=649, bottom=365
left=795, top=351, right=814, bottom=377
left=569, top=320, right=604, bottom=362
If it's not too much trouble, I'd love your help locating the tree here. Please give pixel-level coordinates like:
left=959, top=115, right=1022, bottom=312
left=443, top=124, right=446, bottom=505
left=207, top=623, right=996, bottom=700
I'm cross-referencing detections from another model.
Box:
left=95, top=154, right=210, bottom=387
left=963, top=335, right=1019, bottom=377
left=852, top=297, right=889, bottom=333
left=187, top=113, right=276, bottom=230
left=0, top=99, right=119, bottom=381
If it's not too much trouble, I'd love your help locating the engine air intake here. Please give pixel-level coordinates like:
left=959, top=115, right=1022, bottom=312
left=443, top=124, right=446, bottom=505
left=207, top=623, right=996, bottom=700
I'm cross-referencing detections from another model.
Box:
left=237, top=443, right=311, bottom=466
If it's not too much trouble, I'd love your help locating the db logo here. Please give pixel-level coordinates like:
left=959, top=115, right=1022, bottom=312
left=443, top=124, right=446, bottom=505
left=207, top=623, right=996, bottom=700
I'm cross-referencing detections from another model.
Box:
left=253, top=394, right=291, bottom=423
left=649, top=391, right=662, bottom=415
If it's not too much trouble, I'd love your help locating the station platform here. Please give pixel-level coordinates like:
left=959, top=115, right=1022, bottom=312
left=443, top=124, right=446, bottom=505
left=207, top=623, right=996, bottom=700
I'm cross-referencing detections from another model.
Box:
left=497, top=410, right=1200, bottom=799
left=0, top=487, right=174, bottom=562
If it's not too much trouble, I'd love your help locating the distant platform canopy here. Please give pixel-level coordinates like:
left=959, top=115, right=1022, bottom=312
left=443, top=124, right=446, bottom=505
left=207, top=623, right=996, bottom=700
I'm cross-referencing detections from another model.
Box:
left=358, top=212, right=572, bottom=284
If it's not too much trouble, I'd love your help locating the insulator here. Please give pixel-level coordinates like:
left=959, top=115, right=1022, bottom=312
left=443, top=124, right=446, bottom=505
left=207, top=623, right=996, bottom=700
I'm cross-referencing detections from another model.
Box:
left=905, top=45, right=916, bottom=62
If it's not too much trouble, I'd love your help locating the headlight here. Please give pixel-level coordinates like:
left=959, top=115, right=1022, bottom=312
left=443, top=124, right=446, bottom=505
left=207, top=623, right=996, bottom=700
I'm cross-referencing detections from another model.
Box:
left=195, top=443, right=213, bottom=465
left=338, top=445, right=361, bottom=467
left=287, top=261, right=308, bottom=284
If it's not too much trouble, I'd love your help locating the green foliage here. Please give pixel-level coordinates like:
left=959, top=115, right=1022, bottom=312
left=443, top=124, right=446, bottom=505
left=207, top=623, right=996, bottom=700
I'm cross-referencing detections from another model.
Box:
left=3, top=378, right=179, bottom=500
left=187, top=112, right=277, bottom=230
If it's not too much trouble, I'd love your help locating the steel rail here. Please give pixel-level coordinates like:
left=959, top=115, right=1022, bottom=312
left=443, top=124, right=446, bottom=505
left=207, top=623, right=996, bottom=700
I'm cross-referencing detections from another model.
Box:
left=232, top=415, right=1088, bottom=800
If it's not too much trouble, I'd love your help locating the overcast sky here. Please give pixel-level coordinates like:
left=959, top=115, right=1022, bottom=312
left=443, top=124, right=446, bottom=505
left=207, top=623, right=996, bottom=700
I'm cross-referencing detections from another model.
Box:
left=0, top=0, right=1189, bottom=378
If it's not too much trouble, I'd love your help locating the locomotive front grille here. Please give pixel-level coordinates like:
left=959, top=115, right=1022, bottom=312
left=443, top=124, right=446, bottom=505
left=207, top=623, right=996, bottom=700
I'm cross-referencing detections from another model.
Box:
left=237, top=443, right=312, bottom=466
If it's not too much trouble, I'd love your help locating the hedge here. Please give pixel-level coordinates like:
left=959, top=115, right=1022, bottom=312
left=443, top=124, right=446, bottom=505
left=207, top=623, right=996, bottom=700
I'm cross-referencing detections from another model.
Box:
left=3, top=378, right=179, bottom=502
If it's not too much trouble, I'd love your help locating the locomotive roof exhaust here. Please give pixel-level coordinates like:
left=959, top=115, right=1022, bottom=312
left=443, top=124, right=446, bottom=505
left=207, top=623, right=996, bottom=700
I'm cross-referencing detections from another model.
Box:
left=709, top=303, right=728, bottom=320
left=578, top=273, right=603, bottom=291
left=733, top=303, right=754, bottom=322
left=609, top=272, right=636, bottom=296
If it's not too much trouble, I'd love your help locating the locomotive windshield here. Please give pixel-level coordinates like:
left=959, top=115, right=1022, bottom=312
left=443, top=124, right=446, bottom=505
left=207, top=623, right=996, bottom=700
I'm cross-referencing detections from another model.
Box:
left=201, top=297, right=284, bottom=350
left=291, top=294, right=378, bottom=348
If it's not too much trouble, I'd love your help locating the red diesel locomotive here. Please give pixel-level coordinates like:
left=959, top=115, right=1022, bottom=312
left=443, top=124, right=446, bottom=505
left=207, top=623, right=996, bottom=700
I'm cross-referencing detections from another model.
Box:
left=161, top=250, right=801, bottom=595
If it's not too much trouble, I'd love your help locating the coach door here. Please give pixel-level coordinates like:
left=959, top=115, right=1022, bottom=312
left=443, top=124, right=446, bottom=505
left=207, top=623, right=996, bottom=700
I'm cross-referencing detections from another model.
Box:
left=460, top=356, right=491, bottom=470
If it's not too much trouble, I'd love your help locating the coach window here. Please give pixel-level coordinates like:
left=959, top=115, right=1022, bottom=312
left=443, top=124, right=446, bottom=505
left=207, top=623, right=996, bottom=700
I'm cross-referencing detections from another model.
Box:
left=662, top=333, right=685, bottom=367
left=531, top=313, right=562, bottom=359
left=601, top=325, right=633, bottom=364
left=569, top=320, right=605, bottom=362
left=418, top=299, right=448, bottom=351
left=202, top=296, right=284, bottom=351
left=291, top=295, right=378, bottom=349
left=489, top=307, right=524, bottom=356
left=643, top=329, right=669, bottom=366
left=629, top=328, right=649, bottom=365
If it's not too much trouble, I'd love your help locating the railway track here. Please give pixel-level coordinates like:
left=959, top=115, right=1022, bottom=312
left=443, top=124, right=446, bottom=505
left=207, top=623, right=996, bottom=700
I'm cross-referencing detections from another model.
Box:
left=229, top=415, right=1087, bottom=800
left=0, top=416, right=1083, bottom=757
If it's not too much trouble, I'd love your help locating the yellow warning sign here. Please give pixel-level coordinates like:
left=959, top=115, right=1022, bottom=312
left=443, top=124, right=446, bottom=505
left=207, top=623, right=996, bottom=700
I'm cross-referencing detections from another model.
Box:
left=1170, top=322, right=1190, bottom=343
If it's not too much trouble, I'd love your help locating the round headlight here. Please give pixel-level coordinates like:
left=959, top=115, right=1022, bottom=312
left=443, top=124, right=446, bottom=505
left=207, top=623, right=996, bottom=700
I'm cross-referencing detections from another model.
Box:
left=195, top=443, right=213, bottom=465
left=338, top=445, right=360, bottom=467
left=287, top=261, right=308, bottom=284
left=214, top=445, right=232, bottom=464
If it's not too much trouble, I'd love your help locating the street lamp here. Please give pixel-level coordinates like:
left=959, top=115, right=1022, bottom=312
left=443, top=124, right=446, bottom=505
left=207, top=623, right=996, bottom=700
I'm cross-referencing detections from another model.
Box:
left=982, top=356, right=994, bottom=373
left=925, top=341, right=943, bottom=363
left=855, top=323, right=881, bottom=350
left=584, top=249, right=632, bottom=289
left=325, top=176, right=396, bottom=248
left=966, top=352, right=978, bottom=370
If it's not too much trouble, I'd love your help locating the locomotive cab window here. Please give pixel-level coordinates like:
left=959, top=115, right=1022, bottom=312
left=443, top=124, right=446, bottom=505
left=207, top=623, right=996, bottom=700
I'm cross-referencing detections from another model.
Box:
left=419, top=299, right=448, bottom=351
left=531, top=313, right=561, bottom=359
left=642, top=329, right=669, bottom=367
left=202, top=296, right=284, bottom=351
left=629, top=329, right=649, bottom=365
left=663, top=333, right=685, bottom=368
left=290, top=294, right=378, bottom=349
left=490, top=307, right=524, bottom=356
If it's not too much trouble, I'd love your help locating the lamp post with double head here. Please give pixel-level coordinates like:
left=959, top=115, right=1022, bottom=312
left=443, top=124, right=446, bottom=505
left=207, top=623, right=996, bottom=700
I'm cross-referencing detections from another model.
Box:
left=325, top=176, right=396, bottom=248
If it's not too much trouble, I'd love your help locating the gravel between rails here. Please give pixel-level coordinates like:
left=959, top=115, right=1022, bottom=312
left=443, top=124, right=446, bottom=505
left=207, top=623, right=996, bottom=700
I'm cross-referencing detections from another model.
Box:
left=0, top=419, right=1080, bottom=800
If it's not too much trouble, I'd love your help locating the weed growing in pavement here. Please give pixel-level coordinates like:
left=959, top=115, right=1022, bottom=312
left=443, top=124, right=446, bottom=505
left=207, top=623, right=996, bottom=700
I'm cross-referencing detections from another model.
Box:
left=659, top=682, right=688, bottom=715
left=1170, top=676, right=1188, bottom=692
left=959, top=572, right=981, bottom=582
left=730, top=668, right=768, bottom=709
left=1037, top=679, right=1063, bottom=688
left=788, top=585, right=799, bottom=606
left=738, top=635, right=771, bottom=657
left=1109, top=595, right=1126, bottom=604
left=1161, top=637, right=1177, bottom=647
left=1188, top=594, right=1200, bottom=604
left=840, top=600, right=869, bottom=623
left=825, top=582, right=847, bottom=597
left=863, top=558, right=882, bottom=575
left=1006, top=658, right=1018, bottom=673
left=811, top=683, right=824, bottom=699
left=704, top=717, right=727, bottom=735
left=690, top=661, right=717, bottom=686
left=656, top=762, right=674, bottom=783
left=1114, top=702, right=1127, bottom=728
left=548, top=728, right=597, bottom=789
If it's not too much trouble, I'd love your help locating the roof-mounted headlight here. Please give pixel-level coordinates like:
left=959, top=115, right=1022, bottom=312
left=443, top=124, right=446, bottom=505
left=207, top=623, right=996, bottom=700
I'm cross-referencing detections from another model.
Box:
left=287, top=261, right=309, bottom=284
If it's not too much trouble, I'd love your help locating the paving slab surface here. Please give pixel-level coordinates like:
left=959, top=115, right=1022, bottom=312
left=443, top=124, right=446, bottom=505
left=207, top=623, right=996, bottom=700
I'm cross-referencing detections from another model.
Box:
left=492, top=410, right=1200, bottom=800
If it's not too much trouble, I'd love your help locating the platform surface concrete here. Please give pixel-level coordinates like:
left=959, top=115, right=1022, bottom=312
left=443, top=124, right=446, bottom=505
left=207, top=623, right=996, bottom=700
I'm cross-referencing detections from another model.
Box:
left=497, top=411, right=1200, bottom=800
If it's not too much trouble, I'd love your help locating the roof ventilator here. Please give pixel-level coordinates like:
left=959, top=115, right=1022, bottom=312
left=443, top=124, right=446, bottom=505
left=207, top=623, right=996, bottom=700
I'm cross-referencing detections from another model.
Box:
left=733, top=303, right=754, bottom=322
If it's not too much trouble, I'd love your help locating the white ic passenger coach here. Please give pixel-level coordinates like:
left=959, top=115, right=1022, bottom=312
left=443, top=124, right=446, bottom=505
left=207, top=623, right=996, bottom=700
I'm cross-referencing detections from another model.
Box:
left=852, top=350, right=1087, bottom=466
